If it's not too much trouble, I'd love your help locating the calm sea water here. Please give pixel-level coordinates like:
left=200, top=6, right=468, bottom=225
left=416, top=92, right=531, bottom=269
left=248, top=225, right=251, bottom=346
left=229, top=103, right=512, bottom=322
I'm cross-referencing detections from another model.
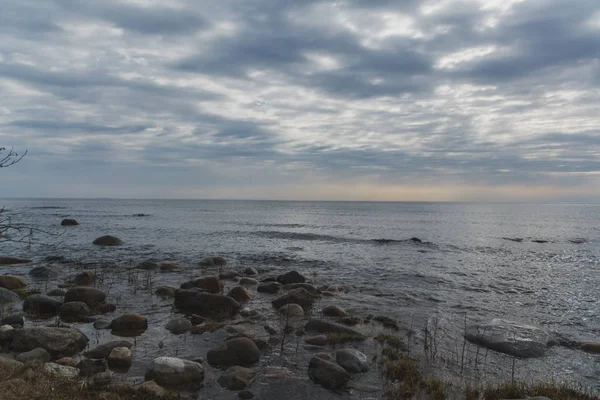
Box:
left=1, top=199, right=599, bottom=394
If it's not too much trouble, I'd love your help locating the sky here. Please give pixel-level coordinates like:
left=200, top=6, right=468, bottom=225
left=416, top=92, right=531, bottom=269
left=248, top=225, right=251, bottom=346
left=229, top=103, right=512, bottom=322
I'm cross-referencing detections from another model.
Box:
left=0, top=0, right=599, bottom=201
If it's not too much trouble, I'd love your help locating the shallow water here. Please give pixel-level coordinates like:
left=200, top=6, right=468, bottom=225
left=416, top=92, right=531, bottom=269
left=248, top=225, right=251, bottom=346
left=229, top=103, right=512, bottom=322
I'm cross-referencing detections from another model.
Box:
left=1, top=199, right=599, bottom=396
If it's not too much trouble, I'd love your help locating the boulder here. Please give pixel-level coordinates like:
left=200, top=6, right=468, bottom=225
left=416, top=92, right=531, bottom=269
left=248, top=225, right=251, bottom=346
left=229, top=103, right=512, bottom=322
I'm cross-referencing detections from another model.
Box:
left=93, top=235, right=122, bottom=246
left=1, top=315, right=24, bottom=328
left=199, top=256, right=227, bottom=267
left=0, top=257, right=31, bottom=265
left=11, top=327, right=89, bottom=357
left=44, top=362, right=79, bottom=378
left=85, top=341, right=133, bottom=359
left=174, top=290, right=240, bottom=319
left=180, top=275, right=222, bottom=293
left=0, top=287, right=19, bottom=304
left=110, top=313, right=148, bottom=335
left=305, top=319, right=362, bottom=336
left=465, top=319, right=551, bottom=358
left=64, top=286, right=106, bottom=308
left=308, top=356, right=351, bottom=391
left=160, top=261, right=180, bottom=272
left=285, top=283, right=321, bottom=295
left=207, top=337, right=261, bottom=367
left=23, top=294, right=62, bottom=316
left=155, top=286, right=177, bottom=297
left=136, top=261, right=158, bottom=270
left=59, top=301, right=91, bottom=321
left=71, top=271, right=95, bottom=285
left=15, top=348, right=51, bottom=364
left=218, top=366, right=256, bottom=390
left=323, top=305, right=347, bottom=317
left=0, top=275, right=28, bottom=290
left=305, top=335, right=328, bottom=346
left=257, top=282, right=283, bottom=294
left=278, top=303, right=305, bottom=318
left=29, top=266, right=60, bottom=279
left=107, top=347, right=133, bottom=369
left=47, top=288, right=66, bottom=297
left=77, top=358, right=107, bottom=377
left=239, top=277, right=259, bottom=286
left=271, top=288, right=314, bottom=310
left=336, top=348, right=369, bottom=373
left=61, top=219, right=79, bottom=226
left=166, top=318, right=192, bottom=334
left=227, top=286, right=254, bottom=302
left=243, top=267, right=258, bottom=275
left=145, top=357, right=204, bottom=388
left=277, top=271, right=305, bottom=285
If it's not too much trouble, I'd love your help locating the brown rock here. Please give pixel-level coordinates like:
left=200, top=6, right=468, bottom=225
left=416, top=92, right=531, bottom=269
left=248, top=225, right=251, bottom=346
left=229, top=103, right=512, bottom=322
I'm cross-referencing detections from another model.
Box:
left=56, top=357, right=78, bottom=368
left=0, top=275, right=28, bottom=290
left=180, top=275, right=222, bottom=294
left=111, top=313, right=148, bottom=335
left=239, top=277, right=259, bottom=286
left=0, top=257, right=31, bottom=265
left=160, top=261, right=180, bottom=272
left=227, top=286, right=254, bottom=302
left=305, top=335, right=328, bottom=346
left=72, top=271, right=95, bottom=285
left=271, top=288, right=314, bottom=310
left=322, top=305, right=347, bottom=317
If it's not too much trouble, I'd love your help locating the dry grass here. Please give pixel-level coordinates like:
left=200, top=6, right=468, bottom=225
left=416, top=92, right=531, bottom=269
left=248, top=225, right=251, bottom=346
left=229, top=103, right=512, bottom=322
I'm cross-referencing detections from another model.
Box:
left=465, top=380, right=600, bottom=400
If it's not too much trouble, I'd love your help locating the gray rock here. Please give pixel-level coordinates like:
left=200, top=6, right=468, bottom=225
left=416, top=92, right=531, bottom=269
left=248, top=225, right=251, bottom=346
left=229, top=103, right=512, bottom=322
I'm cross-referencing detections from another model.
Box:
left=23, top=294, right=63, bottom=316
left=64, top=286, right=106, bottom=308
left=12, top=327, right=87, bottom=357
left=227, top=286, right=254, bottom=302
left=29, top=266, right=61, bottom=279
left=16, top=348, right=51, bottom=364
left=308, top=356, right=351, bottom=391
left=1, top=315, right=24, bottom=328
left=305, top=319, right=363, bottom=336
left=92, top=235, right=122, bottom=246
left=77, top=358, right=107, bottom=377
left=336, top=348, right=369, bottom=373
left=271, top=288, right=314, bottom=310
left=218, top=366, right=257, bottom=390
left=44, top=362, right=79, bottom=378
left=219, top=270, right=239, bottom=280
left=243, top=267, right=258, bottom=275
left=180, top=275, right=222, bottom=293
left=322, top=305, right=347, bottom=317
left=465, top=319, right=551, bottom=358
left=107, top=347, right=133, bottom=369
left=277, top=271, right=306, bottom=285
left=111, top=313, right=148, bottom=335
left=59, top=301, right=91, bottom=321
left=145, top=356, right=204, bottom=388
left=85, top=340, right=133, bottom=359
left=257, top=281, right=283, bottom=294
left=239, top=277, right=259, bottom=286
left=166, top=318, right=192, bottom=334
left=0, top=287, right=20, bottom=304
left=155, top=286, right=177, bottom=297
left=207, top=337, right=261, bottom=367
left=174, top=290, right=240, bottom=319
left=278, top=303, right=305, bottom=318
left=47, top=288, right=66, bottom=297
left=61, top=219, right=79, bottom=226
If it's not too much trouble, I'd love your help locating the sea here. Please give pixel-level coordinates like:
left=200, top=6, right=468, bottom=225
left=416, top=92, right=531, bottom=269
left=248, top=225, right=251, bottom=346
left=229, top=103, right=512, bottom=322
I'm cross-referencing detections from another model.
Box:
left=1, top=199, right=599, bottom=397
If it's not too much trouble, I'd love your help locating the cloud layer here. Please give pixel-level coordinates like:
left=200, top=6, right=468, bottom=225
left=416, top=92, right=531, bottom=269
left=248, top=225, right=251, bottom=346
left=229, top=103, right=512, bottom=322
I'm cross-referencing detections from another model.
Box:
left=1, top=0, right=599, bottom=200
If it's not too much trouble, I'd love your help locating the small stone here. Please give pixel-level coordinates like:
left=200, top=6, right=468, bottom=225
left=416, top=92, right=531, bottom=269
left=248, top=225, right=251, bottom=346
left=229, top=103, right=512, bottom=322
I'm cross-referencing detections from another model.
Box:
left=85, top=341, right=133, bottom=359
left=72, top=271, right=95, bottom=285
left=64, top=286, right=106, bottom=308
left=136, top=261, right=158, bottom=270
left=278, top=303, right=304, bottom=318
left=272, top=288, right=314, bottom=310
left=305, top=335, right=328, bottom=346
left=239, top=277, right=259, bottom=286
left=1, top=315, right=24, bottom=328
left=59, top=301, right=91, bottom=321
left=159, top=261, right=180, bottom=272
left=135, top=381, right=169, bottom=397
left=77, top=358, right=107, bottom=377
left=227, top=286, right=254, bottom=302
left=44, top=362, right=79, bottom=378
left=91, top=371, right=113, bottom=389
left=93, top=235, right=122, bottom=246
left=61, top=219, right=79, bottom=226
left=257, top=281, right=283, bottom=294
left=277, top=271, right=306, bottom=285
left=315, top=352, right=332, bottom=361
left=47, top=288, right=66, bottom=297
left=308, top=356, right=351, bottom=391
left=243, top=267, right=258, bottom=275
left=218, top=366, right=257, bottom=390
left=155, top=286, right=177, bottom=297
left=30, top=266, right=61, bottom=279
left=264, top=324, right=278, bottom=335
left=166, top=318, right=192, bottom=334
left=0, top=275, right=28, bottom=290
left=206, top=337, right=261, bottom=367
left=94, top=319, right=112, bottom=330
left=336, top=348, right=369, bottom=373
left=239, top=390, right=255, bottom=399
left=107, top=347, right=133, bottom=369
left=111, top=313, right=148, bottom=335
left=323, top=305, right=347, bottom=317
left=180, top=275, right=222, bottom=294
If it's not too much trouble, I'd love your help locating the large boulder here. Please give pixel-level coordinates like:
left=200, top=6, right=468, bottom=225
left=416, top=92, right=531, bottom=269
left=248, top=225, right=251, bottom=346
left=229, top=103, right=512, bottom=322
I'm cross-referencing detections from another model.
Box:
left=207, top=337, right=261, bottom=367
left=336, top=348, right=369, bottom=373
left=308, top=356, right=351, bottom=391
left=11, top=327, right=89, bottom=357
left=85, top=341, right=133, bottom=359
left=165, top=318, right=192, bottom=334
left=61, top=219, right=79, bottom=226
left=218, top=366, right=257, bottom=390
left=305, top=319, right=363, bottom=336
left=271, top=288, right=314, bottom=310
left=0, top=287, right=19, bottom=304
left=59, top=301, right=91, bottom=321
left=174, top=289, right=240, bottom=319
left=227, top=286, right=254, bottom=303
left=23, top=294, right=63, bottom=316
left=64, top=286, right=106, bottom=308
left=92, top=235, right=122, bottom=246
left=465, top=319, right=551, bottom=358
left=145, top=357, right=204, bottom=388
left=29, top=266, right=61, bottom=279
left=180, top=275, right=222, bottom=294
left=0, top=275, right=28, bottom=290
left=110, top=313, right=148, bottom=335
left=15, top=347, right=51, bottom=364
left=277, top=271, right=306, bottom=285
left=257, top=282, right=283, bottom=294
left=0, top=257, right=31, bottom=265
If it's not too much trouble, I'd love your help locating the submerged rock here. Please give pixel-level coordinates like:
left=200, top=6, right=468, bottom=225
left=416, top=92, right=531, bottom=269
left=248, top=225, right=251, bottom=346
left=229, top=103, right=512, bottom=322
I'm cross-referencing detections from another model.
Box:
left=85, top=341, right=133, bottom=359
left=64, top=286, right=106, bottom=308
left=277, top=270, right=306, bottom=285
left=107, top=347, right=133, bottom=369
left=285, top=283, right=321, bottom=294
left=257, top=281, right=283, bottom=294
left=465, top=319, right=551, bottom=358
left=11, top=327, right=89, bottom=357
left=271, top=288, right=314, bottom=310
left=136, top=260, right=158, bottom=270
left=199, top=256, right=227, bottom=267
left=308, top=356, right=351, bottom=391
left=23, top=294, right=62, bottom=316
left=29, top=266, right=61, bottom=279
left=207, top=337, right=261, bottom=367
left=61, top=219, right=79, bottom=226
left=71, top=271, right=95, bottom=285
left=218, top=366, right=256, bottom=390
left=0, top=275, right=28, bottom=290
left=0, top=287, right=19, bottom=304
left=92, top=235, right=122, bottom=246
left=174, top=289, right=240, bottom=319
left=155, top=285, right=177, bottom=297
left=159, top=261, right=180, bottom=272
left=145, top=357, right=204, bottom=388
left=336, top=348, right=369, bottom=373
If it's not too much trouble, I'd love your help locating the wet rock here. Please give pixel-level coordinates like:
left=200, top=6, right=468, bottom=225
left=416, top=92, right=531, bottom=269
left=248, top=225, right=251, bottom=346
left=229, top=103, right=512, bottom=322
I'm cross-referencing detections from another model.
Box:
left=219, top=270, right=239, bottom=280
left=218, top=366, right=257, bottom=390
left=12, top=327, right=89, bottom=357
left=166, top=318, right=192, bottom=334
left=322, top=305, right=347, bottom=317
left=277, top=270, right=306, bottom=285
left=44, top=362, right=79, bottom=378
left=64, top=286, right=106, bottom=308
left=174, top=290, right=240, bottom=319
left=336, top=348, right=369, bottom=373
left=111, top=313, right=148, bottom=335
left=136, top=260, right=158, bottom=270
left=0, top=257, right=31, bottom=265
left=308, top=356, right=351, bottom=391
left=47, top=288, right=66, bottom=297
left=305, top=319, right=363, bottom=336
left=0, top=287, right=20, bottom=304
left=107, top=347, right=133, bottom=369
left=264, top=324, right=278, bottom=335
left=257, top=281, right=283, bottom=294
left=72, top=271, right=95, bottom=285
left=239, top=277, right=259, bottom=286
left=59, top=301, right=91, bottom=321
left=227, top=286, right=254, bottom=302
left=135, top=381, right=169, bottom=397
left=16, top=348, right=51, bottom=364
left=207, top=337, right=261, bottom=367
left=180, top=275, right=222, bottom=294
left=56, top=357, right=77, bottom=367
left=160, top=261, right=180, bottom=272
left=93, top=235, right=122, bottom=246
left=285, top=283, right=321, bottom=295
left=199, top=256, right=227, bottom=267
left=243, top=267, right=258, bottom=275
left=277, top=303, right=305, bottom=318
left=305, top=335, right=328, bottom=346
left=532, top=239, right=549, bottom=243
left=579, top=342, right=600, bottom=354
left=0, top=275, right=28, bottom=290
left=465, top=319, right=551, bottom=358
left=85, top=341, right=133, bottom=359
left=29, top=266, right=61, bottom=279
left=77, top=358, right=107, bottom=377
left=155, top=285, right=177, bottom=297
left=145, top=357, right=204, bottom=388
left=61, top=219, right=79, bottom=226
left=93, top=319, right=112, bottom=330
left=1, top=315, right=24, bottom=328
left=271, top=288, right=314, bottom=310
left=23, top=294, right=62, bottom=316
left=239, top=390, right=255, bottom=399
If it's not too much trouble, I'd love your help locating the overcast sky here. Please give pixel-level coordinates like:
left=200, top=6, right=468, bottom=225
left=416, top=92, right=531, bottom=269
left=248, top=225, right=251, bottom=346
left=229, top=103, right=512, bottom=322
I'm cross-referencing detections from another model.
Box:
left=1, top=0, right=599, bottom=201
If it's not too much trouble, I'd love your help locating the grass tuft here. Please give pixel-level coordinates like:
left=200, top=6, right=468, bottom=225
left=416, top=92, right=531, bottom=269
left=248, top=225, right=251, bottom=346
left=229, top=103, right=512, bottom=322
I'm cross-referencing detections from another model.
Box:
left=326, top=332, right=367, bottom=344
